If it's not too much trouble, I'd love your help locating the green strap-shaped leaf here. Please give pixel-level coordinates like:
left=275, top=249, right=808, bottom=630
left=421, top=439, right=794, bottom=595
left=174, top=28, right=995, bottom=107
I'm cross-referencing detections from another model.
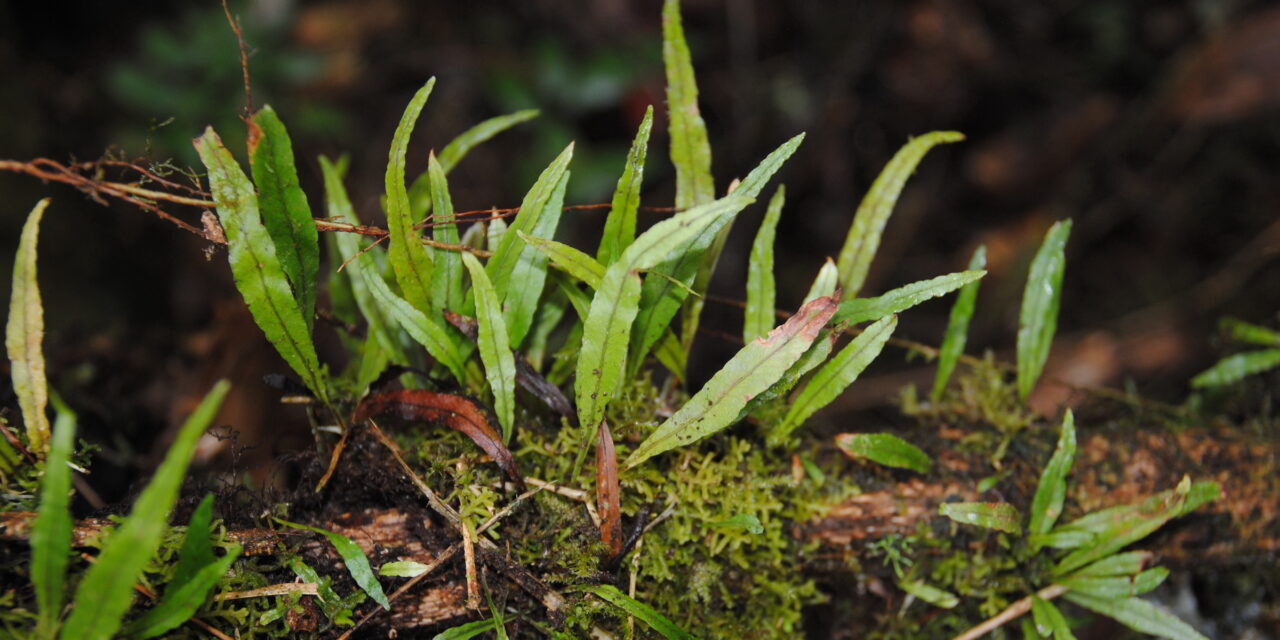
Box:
left=487, top=144, right=574, bottom=347
left=407, top=110, right=539, bottom=219
left=1065, top=552, right=1153, bottom=578
left=630, top=136, right=803, bottom=377
left=125, top=547, right=242, bottom=639
left=461, top=252, right=517, bottom=442
left=1062, top=592, right=1207, bottom=640
left=583, top=584, right=699, bottom=640
left=319, top=156, right=408, bottom=366
left=439, top=109, right=540, bottom=174
left=386, top=79, right=438, bottom=314
left=60, top=381, right=229, bottom=640
left=486, top=217, right=507, bottom=251
left=431, top=618, right=498, bottom=640
left=931, top=245, right=985, bottom=401
left=835, top=270, right=986, bottom=325
left=938, top=502, right=1023, bottom=535
left=1037, top=481, right=1219, bottom=552
left=743, top=330, right=836, bottom=420
left=1029, top=411, right=1076, bottom=545
left=770, top=315, right=896, bottom=443
left=1052, top=477, right=1215, bottom=577
left=249, top=105, right=319, bottom=329
left=7, top=198, right=50, bottom=456
left=598, top=105, right=654, bottom=266
left=743, top=185, right=784, bottom=342
left=803, top=258, right=839, bottom=304
left=355, top=249, right=469, bottom=385
left=31, top=394, right=74, bottom=638
left=167, top=494, right=216, bottom=593
left=1017, top=219, right=1072, bottom=401
left=625, top=294, right=836, bottom=469
left=1190, top=348, right=1280, bottom=388
left=835, top=432, right=931, bottom=474
left=277, top=519, right=390, bottom=610
left=836, top=131, right=964, bottom=299
left=682, top=133, right=807, bottom=354
left=1219, top=317, right=1280, bottom=348
left=196, top=129, right=328, bottom=402
left=524, top=286, right=570, bottom=371
left=1059, top=567, right=1169, bottom=599
left=577, top=194, right=754, bottom=439
left=1030, top=596, right=1077, bottom=640
left=662, top=0, right=713, bottom=211
left=519, top=232, right=605, bottom=288
left=428, top=152, right=465, bottom=313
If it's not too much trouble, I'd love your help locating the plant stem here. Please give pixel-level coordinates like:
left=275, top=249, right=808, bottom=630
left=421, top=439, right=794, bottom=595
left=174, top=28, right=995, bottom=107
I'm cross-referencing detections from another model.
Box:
left=952, top=583, right=1068, bottom=640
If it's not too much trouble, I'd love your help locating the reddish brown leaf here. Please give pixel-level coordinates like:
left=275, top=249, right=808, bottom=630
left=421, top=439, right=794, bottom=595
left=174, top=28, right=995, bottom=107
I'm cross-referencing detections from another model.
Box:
left=353, top=390, right=524, bottom=489
left=595, top=420, right=622, bottom=558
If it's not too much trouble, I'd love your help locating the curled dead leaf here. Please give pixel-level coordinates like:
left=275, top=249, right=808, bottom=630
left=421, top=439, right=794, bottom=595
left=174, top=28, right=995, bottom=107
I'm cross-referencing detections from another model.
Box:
left=596, top=420, right=622, bottom=558
left=353, top=390, right=524, bottom=489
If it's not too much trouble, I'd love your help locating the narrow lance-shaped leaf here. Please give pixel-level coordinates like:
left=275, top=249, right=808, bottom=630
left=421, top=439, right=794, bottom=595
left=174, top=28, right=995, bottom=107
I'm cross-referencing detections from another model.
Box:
left=577, top=194, right=754, bottom=437
left=803, top=258, right=839, bottom=304
left=1190, top=349, right=1280, bottom=388
left=1058, top=567, right=1169, bottom=599
left=938, top=502, right=1023, bottom=535
left=385, top=79, right=438, bottom=314
left=582, top=584, right=699, bottom=640
left=744, top=185, right=784, bottom=342
left=899, top=580, right=959, bottom=609
left=1052, top=477, right=1216, bottom=577
left=1029, top=410, right=1076, bottom=545
left=276, top=519, right=390, bottom=609
left=1219, top=317, right=1280, bottom=348
left=834, top=270, right=986, bottom=325
left=428, top=152, right=465, bottom=313
left=598, top=105, right=653, bottom=266
left=166, top=494, right=216, bottom=593
left=487, top=144, right=574, bottom=347
left=1017, top=219, right=1072, bottom=401
left=60, top=380, right=229, bottom=640
left=1037, top=481, right=1219, bottom=551
left=319, top=156, right=408, bottom=366
left=683, top=133, right=806, bottom=354
left=7, top=198, right=50, bottom=456
left=1062, top=592, right=1208, bottom=640
left=249, top=105, right=319, bottom=329
left=461, top=252, right=517, bottom=442
left=770, top=315, right=897, bottom=443
left=630, top=135, right=804, bottom=377
left=932, top=244, right=986, bottom=401
left=625, top=295, right=837, bottom=469
left=596, top=420, right=622, bottom=557
left=836, top=131, right=964, bottom=299
left=663, top=0, right=713, bottom=211
left=743, top=329, right=836, bottom=420
left=431, top=618, right=498, bottom=640
left=519, top=232, right=605, bottom=288
left=835, top=432, right=932, bottom=475
left=196, top=129, right=328, bottom=401
left=31, top=394, right=75, bottom=638
left=439, top=109, right=539, bottom=171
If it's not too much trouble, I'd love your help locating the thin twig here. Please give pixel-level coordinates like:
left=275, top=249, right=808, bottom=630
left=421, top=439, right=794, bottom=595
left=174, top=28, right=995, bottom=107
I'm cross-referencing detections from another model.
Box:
left=951, top=583, right=1068, bottom=640
left=335, top=543, right=461, bottom=640
left=215, top=582, right=319, bottom=601
left=221, top=0, right=253, bottom=119
left=463, top=522, right=480, bottom=610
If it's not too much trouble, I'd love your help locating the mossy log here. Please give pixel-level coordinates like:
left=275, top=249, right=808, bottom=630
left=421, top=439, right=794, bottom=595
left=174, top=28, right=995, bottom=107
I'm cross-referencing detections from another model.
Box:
left=2, top=424, right=1274, bottom=634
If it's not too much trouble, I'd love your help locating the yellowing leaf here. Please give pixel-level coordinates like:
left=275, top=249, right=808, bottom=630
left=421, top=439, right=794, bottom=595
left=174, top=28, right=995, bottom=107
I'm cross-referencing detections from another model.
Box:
left=7, top=199, right=51, bottom=456
left=625, top=295, right=837, bottom=469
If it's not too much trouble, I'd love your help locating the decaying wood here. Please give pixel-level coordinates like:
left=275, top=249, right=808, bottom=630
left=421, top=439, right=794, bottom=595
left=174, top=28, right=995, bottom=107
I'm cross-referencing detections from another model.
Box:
left=2, top=425, right=1274, bottom=634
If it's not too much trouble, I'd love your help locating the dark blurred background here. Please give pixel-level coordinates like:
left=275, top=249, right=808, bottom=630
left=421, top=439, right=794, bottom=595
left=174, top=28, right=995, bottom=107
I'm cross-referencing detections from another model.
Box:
left=1, top=0, right=1278, bottom=499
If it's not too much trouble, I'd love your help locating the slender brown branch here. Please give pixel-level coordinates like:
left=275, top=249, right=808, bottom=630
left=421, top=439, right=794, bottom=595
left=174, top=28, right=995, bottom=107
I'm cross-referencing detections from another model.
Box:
left=221, top=0, right=253, bottom=119
left=951, top=584, right=1068, bottom=640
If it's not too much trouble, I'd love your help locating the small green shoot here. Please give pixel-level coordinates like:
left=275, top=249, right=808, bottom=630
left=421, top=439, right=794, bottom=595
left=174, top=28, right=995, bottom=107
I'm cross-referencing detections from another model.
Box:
left=938, top=502, right=1023, bottom=535
left=743, top=186, right=785, bottom=342
left=582, top=584, right=698, bottom=640
left=385, top=79, right=439, bottom=315
left=30, top=393, right=74, bottom=638
left=834, top=432, right=932, bottom=474
left=598, top=105, right=654, bottom=266
left=899, top=580, right=959, bottom=609
left=1029, top=410, right=1076, bottom=546
left=834, top=270, right=985, bottom=325
left=275, top=518, right=390, bottom=610
left=462, top=252, right=517, bottom=441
